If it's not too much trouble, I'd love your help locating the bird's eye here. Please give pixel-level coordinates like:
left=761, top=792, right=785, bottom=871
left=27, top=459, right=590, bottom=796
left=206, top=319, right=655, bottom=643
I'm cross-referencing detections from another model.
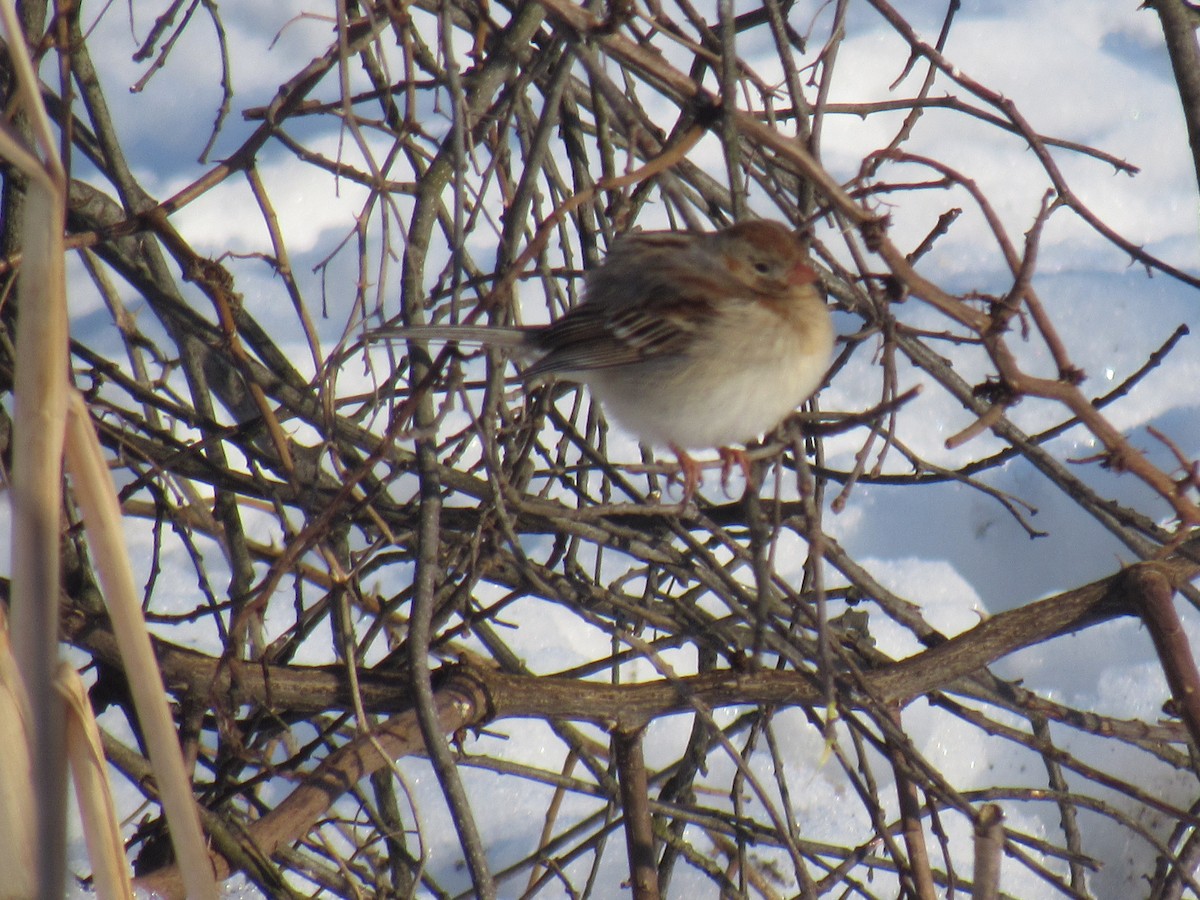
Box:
left=753, top=261, right=771, bottom=274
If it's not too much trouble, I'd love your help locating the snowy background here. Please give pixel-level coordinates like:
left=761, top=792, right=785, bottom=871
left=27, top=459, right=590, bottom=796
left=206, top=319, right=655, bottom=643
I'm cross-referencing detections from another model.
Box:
left=13, top=0, right=1199, bottom=897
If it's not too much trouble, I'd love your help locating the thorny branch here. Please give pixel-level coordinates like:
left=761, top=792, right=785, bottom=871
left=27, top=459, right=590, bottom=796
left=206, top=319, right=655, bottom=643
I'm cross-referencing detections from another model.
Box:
left=1, top=1, right=1199, bottom=897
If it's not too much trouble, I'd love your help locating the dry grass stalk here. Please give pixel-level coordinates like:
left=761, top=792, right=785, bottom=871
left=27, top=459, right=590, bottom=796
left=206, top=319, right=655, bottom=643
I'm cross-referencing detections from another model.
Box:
left=0, top=0, right=72, bottom=882
left=0, top=3, right=215, bottom=896
left=63, top=393, right=217, bottom=897
left=58, top=667, right=133, bottom=900
left=0, top=621, right=34, bottom=895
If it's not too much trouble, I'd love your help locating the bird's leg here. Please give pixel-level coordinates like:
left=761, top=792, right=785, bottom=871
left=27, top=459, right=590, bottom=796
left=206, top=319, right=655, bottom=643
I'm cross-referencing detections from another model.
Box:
left=717, top=447, right=753, bottom=495
left=669, top=444, right=702, bottom=507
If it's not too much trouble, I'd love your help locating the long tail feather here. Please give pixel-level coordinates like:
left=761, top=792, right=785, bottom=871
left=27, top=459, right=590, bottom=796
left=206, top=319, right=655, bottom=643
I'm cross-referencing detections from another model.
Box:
left=368, top=324, right=534, bottom=349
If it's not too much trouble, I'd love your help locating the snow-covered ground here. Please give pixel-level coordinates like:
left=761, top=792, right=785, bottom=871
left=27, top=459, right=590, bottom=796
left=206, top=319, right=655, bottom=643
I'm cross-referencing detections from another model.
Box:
left=18, top=1, right=1200, bottom=896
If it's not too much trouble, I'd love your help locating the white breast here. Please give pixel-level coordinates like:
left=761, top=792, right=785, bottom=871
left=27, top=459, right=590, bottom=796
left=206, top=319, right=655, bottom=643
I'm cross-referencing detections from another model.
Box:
left=583, top=296, right=833, bottom=450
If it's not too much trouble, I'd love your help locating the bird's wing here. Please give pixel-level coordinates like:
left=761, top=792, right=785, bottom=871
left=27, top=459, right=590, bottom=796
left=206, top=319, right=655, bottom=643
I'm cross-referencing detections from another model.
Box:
left=522, top=293, right=716, bottom=378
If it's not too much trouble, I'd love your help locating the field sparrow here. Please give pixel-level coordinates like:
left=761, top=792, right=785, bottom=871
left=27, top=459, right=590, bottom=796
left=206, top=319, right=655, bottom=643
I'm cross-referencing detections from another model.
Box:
left=378, top=220, right=834, bottom=502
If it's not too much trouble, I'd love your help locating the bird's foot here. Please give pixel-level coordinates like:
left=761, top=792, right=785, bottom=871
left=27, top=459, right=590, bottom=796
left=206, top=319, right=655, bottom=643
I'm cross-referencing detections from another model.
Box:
left=669, top=445, right=702, bottom=510
left=717, top=447, right=753, bottom=496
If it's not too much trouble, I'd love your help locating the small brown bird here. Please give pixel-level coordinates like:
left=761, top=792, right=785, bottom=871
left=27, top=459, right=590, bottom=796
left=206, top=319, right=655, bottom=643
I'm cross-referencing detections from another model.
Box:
left=380, top=220, right=834, bottom=502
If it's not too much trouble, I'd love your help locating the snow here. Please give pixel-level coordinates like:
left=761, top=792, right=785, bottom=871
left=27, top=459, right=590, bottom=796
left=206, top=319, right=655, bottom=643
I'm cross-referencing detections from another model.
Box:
left=15, top=0, right=1200, bottom=896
